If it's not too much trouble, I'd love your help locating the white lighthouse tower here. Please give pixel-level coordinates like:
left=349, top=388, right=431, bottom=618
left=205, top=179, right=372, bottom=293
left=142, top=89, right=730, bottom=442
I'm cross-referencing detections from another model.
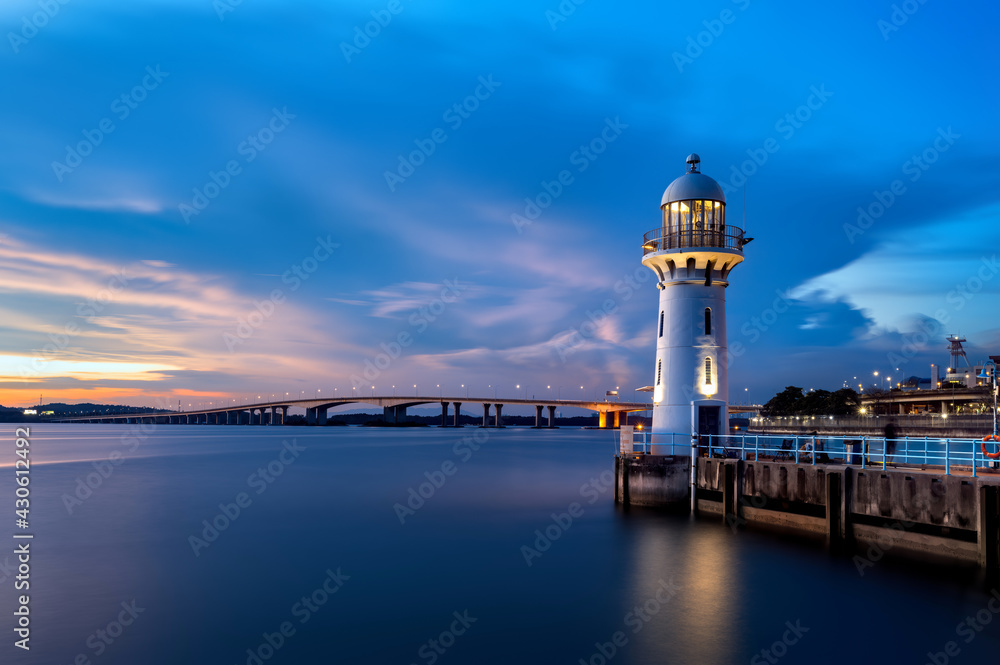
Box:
left=641, top=154, right=748, bottom=454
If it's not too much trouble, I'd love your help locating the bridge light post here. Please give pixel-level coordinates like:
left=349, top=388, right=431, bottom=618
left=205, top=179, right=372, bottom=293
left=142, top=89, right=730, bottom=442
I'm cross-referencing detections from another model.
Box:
left=372, top=386, right=375, bottom=397
left=414, top=384, right=418, bottom=396
left=437, top=384, right=441, bottom=397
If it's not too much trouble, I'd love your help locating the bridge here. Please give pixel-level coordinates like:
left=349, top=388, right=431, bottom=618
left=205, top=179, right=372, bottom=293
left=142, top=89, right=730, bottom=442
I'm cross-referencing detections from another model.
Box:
left=54, top=395, right=655, bottom=428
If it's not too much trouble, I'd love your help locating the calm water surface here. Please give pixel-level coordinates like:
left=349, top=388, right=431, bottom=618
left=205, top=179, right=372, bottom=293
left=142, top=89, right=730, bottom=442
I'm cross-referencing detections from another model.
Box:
left=1, top=424, right=999, bottom=665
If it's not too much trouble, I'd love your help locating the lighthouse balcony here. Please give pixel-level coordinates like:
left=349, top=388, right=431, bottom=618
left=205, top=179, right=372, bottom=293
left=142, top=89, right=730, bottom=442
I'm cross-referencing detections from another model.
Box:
left=641, top=225, right=746, bottom=257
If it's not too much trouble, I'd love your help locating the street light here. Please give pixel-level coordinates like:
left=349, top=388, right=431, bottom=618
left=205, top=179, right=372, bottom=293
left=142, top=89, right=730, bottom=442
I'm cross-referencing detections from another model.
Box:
left=978, top=360, right=997, bottom=437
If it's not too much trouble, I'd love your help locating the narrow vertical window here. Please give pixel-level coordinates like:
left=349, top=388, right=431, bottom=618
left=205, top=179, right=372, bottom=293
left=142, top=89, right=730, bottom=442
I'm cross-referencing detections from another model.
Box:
left=657, top=359, right=662, bottom=386
left=704, top=357, right=712, bottom=386
left=704, top=308, right=712, bottom=335
left=659, top=311, right=664, bottom=337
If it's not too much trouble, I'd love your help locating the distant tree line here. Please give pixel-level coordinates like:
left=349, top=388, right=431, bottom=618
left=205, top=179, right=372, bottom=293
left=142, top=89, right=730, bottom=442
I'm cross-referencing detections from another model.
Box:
left=761, top=386, right=860, bottom=417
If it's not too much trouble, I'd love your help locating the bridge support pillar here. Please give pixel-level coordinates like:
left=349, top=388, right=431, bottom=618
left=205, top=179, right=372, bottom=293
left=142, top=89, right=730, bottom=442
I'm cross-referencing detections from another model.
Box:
left=307, top=408, right=317, bottom=425
left=383, top=406, right=395, bottom=423
left=317, top=408, right=327, bottom=426
left=599, top=411, right=608, bottom=428
left=614, top=411, right=620, bottom=428
left=261, top=409, right=271, bottom=426
left=454, top=402, right=462, bottom=427
left=274, top=407, right=285, bottom=425
left=495, top=403, right=504, bottom=428
left=548, top=405, right=556, bottom=428
left=441, top=402, right=449, bottom=427
left=535, top=404, right=543, bottom=428
left=482, top=403, right=491, bottom=428
left=898, top=404, right=906, bottom=415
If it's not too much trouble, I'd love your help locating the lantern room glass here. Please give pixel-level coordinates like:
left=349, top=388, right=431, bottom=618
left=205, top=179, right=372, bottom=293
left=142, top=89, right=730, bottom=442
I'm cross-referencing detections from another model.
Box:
left=662, top=199, right=725, bottom=249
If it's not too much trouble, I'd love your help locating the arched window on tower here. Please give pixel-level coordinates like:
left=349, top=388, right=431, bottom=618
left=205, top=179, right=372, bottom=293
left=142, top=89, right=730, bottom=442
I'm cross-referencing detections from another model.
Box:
left=659, top=311, right=664, bottom=337
left=704, top=308, right=712, bottom=335
left=704, top=357, right=713, bottom=387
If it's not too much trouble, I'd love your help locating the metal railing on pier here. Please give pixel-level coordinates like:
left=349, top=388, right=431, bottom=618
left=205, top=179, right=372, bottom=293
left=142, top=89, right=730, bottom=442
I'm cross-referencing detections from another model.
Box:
left=617, top=432, right=1000, bottom=477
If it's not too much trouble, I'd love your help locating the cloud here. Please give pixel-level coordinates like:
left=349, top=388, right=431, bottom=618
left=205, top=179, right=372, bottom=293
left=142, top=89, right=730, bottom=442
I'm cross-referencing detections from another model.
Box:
left=790, top=202, right=1000, bottom=337
left=0, top=236, right=355, bottom=402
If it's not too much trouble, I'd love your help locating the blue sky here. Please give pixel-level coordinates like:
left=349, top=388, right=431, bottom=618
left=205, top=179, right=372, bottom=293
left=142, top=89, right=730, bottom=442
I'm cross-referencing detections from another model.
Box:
left=0, top=0, right=997, bottom=409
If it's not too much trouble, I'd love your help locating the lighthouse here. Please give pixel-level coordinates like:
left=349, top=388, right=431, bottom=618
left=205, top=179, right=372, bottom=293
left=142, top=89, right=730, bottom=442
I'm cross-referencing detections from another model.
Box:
left=641, top=154, right=748, bottom=453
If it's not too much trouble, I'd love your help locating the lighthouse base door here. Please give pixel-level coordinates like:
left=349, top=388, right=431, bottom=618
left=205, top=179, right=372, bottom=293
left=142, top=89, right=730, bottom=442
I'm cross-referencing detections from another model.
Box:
left=696, top=405, right=721, bottom=450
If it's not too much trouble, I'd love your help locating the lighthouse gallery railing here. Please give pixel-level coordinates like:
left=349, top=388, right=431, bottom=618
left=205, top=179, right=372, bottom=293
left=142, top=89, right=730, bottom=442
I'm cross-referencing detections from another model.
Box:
left=642, top=225, right=745, bottom=256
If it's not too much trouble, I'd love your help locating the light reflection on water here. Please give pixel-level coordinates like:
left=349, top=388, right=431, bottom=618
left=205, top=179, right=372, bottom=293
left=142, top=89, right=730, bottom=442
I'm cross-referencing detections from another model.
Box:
left=0, top=425, right=998, bottom=665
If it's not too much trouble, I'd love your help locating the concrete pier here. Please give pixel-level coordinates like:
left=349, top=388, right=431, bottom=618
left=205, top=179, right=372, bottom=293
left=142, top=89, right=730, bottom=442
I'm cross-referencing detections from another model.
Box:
left=615, top=453, right=1000, bottom=571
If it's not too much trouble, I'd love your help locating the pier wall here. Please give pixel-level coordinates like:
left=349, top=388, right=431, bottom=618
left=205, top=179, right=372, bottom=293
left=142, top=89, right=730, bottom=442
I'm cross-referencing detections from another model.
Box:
left=615, top=454, right=1000, bottom=570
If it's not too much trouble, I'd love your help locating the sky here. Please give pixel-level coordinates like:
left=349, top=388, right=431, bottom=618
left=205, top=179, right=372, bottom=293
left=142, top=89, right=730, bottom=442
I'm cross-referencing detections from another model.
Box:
left=0, top=0, right=998, bottom=411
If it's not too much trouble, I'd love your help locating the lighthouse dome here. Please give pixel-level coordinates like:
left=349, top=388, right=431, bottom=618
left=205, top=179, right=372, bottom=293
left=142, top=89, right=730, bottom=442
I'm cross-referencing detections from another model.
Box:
left=660, top=153, right=726, bottom=207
